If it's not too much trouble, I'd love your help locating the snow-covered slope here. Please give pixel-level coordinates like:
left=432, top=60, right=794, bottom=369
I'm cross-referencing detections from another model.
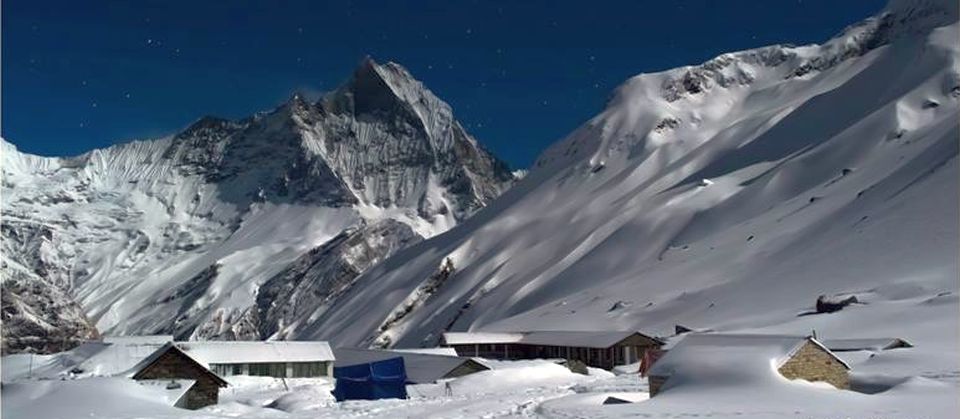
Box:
left=1, top=58, right=514, bottom=352
left=300, top=0, right=959, bottom=373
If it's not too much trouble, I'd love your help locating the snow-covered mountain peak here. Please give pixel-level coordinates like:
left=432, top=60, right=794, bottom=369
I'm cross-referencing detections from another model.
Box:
left=534, top=0, right=958, bottom=175
left=1, top=59, right=515, bottom=351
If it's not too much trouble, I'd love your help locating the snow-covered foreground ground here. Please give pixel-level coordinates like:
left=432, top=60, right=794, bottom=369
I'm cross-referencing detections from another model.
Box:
left=3, top=354, right=957, bottom=419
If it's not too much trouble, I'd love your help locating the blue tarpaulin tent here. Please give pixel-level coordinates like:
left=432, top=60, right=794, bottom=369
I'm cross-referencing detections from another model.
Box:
left=332, top=356, right=409, bottom=401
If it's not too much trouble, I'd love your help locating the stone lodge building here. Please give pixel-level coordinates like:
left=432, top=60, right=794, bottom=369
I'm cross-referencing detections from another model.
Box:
left=130, top=343, right=229, bottom=409
left=442, top=330, right=664, bottom=370
left=646, top=334, right=850, bottom=396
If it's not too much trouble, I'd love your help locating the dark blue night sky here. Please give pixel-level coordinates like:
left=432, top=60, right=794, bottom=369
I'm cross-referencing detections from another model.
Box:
left=4, top=0, right=886, bottom=168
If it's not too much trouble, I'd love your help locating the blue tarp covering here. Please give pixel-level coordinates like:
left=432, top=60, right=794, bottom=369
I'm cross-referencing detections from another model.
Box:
left=332, top=356, right=409, bottom=401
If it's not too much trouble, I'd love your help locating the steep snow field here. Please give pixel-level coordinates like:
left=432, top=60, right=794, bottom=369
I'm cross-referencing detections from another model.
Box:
left=302, top=0, right=960, bottom=361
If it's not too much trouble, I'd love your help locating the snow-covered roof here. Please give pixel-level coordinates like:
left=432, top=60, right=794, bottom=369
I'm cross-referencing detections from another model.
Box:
left=390, top=347, right=460, bottom=357
left=333, top=348, right=488, bottom=384
left=520, top=331, right=660, bottom=348
left=820, top=338, right=913, bottom=352
left=647, top=334, right=848, bottom=382
left=442, top=332, right=525, bottom=345
left=175, top=341, right=335, bottom=365
left=442, top=331, right=661, bottom=348
left=76, top=340, right=168, bottom=377
left=102, top=335, right=174, bottom=345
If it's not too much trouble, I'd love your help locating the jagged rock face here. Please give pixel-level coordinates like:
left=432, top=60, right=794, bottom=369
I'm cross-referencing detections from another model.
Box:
left=320, top=60, right=514, bottom=219
left=1, top=276, right=99, bottom=354
left=0, top=59, right=514, bottom=351
left=1, top=257, right=99, bottom=355
left=252, top=219, right=422, bottom=341
left=1, top=218, right=99, bottom=354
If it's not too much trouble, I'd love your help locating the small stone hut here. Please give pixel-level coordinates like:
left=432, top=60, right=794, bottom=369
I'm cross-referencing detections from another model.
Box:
left=442, top=330, right=664, bottom=370
left=130, top=343, right=229, bottom=409
left=646, top=334, right=849, bottom=396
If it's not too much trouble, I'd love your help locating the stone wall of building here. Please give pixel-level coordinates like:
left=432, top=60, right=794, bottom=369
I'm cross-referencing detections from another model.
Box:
left=648, top=376, right=668, bottom=396
left=135, top=349, right=223, bottom=409
left=778, top=341, right=849, bottom=389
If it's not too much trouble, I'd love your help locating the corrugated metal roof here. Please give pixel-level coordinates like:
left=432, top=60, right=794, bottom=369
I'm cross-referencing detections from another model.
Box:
left=175, top=341, right=335, bottom=365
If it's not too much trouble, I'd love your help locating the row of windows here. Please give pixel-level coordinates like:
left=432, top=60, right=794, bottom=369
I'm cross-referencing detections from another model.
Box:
left=291, top=362, right=326, bottom=377
left=249, top=362, right=287, bottom=377
left=210, top=362, right=329, bottom=378
left=454, top=344, right=646, bottom=367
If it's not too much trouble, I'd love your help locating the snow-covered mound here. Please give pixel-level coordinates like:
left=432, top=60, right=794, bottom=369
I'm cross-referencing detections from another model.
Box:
left=1, top=58, right=515, bottom=352
left=297, top=0, right=960, bottom=376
